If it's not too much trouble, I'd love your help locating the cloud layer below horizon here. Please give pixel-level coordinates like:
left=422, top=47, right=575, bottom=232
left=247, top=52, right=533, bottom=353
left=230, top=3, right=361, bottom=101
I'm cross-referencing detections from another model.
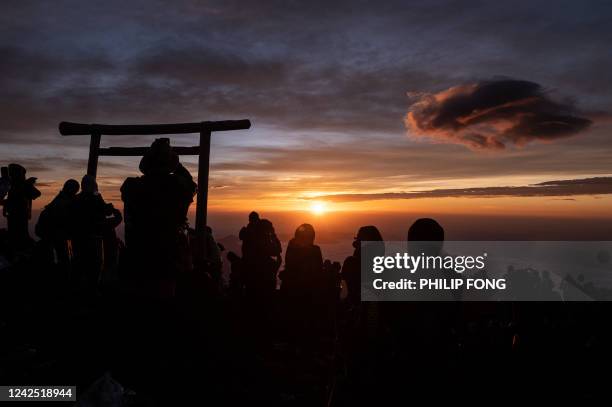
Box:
left=313, top=177, right=612, bottom=202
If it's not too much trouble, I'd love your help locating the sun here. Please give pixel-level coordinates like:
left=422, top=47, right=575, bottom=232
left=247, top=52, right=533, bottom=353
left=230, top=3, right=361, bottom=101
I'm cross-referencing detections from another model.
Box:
left=310, top=201, right=327, bottom=215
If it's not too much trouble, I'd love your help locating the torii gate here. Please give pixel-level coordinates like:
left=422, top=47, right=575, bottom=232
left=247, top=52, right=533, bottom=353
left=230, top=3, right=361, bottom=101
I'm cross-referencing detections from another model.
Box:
left=58, top=120, right=251, bottom=238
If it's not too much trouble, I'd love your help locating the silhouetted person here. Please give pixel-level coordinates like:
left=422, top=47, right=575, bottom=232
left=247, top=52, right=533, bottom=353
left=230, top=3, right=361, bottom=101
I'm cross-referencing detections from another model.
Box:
left=239, top=211, right=260, bottom=261
left=408, top=217, right=461, bottom=301
left=339, top=225, right=384, bottom=388
left=3, top=163, right=41, bottom=248
left=384, top=218, right=460, bottom=373
left=407, top=217, right=444, bottom=253
left=116, top=139, right=195, bottom=399
left=281, top=223, right=323, bottom=294
left=71, top=175, right=112, bottom=291
left=280, top=223, right=326, bottom=344
left=236, top=214, right=281, bottom=342
left=35, top=178, right=79, bottom=269
left=120, top=138, right=196, bottom=298
left=341, top=225, right=384, bottom=308
left=239, top=214, right=281, bottom=299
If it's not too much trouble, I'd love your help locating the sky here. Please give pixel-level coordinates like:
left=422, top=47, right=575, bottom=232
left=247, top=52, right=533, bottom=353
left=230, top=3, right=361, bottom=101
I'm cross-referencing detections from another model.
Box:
left=2, top=0, right=612, bottom=257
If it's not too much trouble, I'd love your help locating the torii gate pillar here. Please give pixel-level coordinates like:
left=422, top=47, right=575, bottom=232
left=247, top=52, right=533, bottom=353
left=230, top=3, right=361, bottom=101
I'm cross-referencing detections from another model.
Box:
left=196, top=129, right=211, bottom=233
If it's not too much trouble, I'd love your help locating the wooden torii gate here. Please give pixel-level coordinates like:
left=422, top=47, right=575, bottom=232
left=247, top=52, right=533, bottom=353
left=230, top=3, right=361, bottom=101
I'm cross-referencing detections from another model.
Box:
left=58, top=120, right=251, bottom=237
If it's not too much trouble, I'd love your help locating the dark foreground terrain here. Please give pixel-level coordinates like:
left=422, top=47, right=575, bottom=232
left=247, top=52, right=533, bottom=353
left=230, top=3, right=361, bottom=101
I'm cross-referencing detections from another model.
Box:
left=2, top=246, right=612, bottom=406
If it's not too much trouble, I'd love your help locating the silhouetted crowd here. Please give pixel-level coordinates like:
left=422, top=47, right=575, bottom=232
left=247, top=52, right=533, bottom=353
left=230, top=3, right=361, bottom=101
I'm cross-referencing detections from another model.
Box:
left=1, top=139, right=612, bottom=405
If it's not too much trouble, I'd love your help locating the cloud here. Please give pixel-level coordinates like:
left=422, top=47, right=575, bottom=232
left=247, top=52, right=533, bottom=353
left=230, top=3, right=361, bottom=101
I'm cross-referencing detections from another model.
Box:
left=313, top=177, right=612, bottom=202
left=405, top=79, right=592, bottom=150
left=0, top=42, right=441, bottom=146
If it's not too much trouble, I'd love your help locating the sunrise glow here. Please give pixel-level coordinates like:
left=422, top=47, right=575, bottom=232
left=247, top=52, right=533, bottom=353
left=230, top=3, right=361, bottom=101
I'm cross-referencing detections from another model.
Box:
left=310, top=201, right=327, bottom=215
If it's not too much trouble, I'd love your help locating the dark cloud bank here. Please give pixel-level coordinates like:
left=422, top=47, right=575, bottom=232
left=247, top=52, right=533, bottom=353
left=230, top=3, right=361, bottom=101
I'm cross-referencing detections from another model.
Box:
left=3, top=1, right=611, bottom=147
left=314, top=177, right=612, bottom=202
left=406, top=79, right=593, bottom=150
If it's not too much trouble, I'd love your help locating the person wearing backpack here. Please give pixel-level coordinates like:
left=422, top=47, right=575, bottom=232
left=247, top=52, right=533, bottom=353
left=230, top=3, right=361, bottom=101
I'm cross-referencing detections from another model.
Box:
left=35, top=179, right=80, bottom=270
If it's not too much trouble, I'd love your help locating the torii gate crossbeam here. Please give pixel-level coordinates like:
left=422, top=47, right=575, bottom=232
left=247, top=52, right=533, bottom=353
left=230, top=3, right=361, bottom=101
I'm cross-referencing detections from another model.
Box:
left=59, top=120, right=251, bottom=236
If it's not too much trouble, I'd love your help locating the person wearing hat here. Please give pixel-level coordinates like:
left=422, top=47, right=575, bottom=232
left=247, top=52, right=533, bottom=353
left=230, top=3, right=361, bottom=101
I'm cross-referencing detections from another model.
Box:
left=120, top=138, right=197, bottom=298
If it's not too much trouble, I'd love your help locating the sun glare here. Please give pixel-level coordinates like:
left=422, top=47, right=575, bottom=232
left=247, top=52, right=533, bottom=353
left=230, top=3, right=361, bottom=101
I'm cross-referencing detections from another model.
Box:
left=310, top=201, right=327, bottom=215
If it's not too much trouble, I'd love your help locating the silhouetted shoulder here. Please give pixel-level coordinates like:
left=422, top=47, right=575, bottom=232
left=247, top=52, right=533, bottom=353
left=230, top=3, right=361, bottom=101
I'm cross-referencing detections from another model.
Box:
left=120, top=176, right=142, bottom=199
left=342, top=255, right=358, bottom=270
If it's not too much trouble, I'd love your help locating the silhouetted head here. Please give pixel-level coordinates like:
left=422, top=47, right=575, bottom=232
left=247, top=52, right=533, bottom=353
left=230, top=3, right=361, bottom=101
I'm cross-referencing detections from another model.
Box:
left=408, top=218, right=444, bottom=241
left=353, top=225, right=383, bottom=249
left=62, top=179, right=80, bottom=196
left=81, top=174, right=98, bottom=195
left=139, top=138, right=179, bottom=176
left=407, top=218, right=444, bottom=255
left=259, top=219, right=275, bottom=233
left=354, top=225, right=385, bottom=257
left=8, top=163, right=26, bottom=182
left=294, top=223, right=315, bottom=247
left=249, top=211, right=260, bottom=223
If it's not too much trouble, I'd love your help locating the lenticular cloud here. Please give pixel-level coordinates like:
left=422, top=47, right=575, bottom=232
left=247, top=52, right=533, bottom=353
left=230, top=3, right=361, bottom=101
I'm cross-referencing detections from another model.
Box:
left=405, top=79, right=592, bottom=150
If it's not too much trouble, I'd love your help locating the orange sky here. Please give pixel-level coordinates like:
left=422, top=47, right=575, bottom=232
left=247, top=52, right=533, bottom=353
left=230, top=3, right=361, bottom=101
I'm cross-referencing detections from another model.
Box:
left=26, top=173, right=612, bottom=217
